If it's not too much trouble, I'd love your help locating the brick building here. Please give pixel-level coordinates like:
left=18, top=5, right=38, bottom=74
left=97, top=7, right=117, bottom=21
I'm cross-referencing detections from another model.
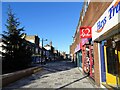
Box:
left=25, top=35, right=40, bottom=63
left=25, top=35, right=40, bottom=46
left=70, top=0, right=120, bottom=88
left=80, top=1, right=112, bottom=87
left=92, top=0, right=120, bottom=88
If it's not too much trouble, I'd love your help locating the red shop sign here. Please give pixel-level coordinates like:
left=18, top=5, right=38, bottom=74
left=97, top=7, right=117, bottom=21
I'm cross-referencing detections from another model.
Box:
left=80, top=27, right=92, bottom=38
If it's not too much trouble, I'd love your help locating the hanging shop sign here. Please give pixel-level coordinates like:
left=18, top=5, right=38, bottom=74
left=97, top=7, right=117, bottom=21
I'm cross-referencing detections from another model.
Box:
left=80, top=27, right=92, bottom=38
left=92, top=0, right=120, bottom=41
left=74, top=43, right=82, bottom=53
left=81, top=38, right=89, bottom=46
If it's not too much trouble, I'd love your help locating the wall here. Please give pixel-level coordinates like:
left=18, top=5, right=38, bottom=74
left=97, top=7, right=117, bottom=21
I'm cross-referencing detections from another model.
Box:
left=93, top=42, right=100, bottom=86
left=2, top=66, right=42, bottom=87
left=81, top=2, right=111, bottom=27
left=25, top=35, right=35, bottom=43
left=25, top=35, right=40, bottom=46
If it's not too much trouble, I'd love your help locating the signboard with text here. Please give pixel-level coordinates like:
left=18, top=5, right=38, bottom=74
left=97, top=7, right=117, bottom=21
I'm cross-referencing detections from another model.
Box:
left=80, top=27, right=92, bottom=38
left=92, top=0, right=120, bottom=41
left=81, top=38, right=88, bottom=46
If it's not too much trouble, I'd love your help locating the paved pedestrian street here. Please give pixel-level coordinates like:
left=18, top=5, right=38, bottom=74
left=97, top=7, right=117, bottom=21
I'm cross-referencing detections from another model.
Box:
left=3, top=60, right=98, bottom=89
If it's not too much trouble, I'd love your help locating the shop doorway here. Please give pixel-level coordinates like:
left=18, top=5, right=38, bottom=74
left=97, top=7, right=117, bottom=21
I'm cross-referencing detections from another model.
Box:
left=82, top=45, right=94, bottom=79
left=77, top=51, right=82, bottom=68
left=104, top=39, right=120, bottom=87
left=82, top=45, right=90, bottom=74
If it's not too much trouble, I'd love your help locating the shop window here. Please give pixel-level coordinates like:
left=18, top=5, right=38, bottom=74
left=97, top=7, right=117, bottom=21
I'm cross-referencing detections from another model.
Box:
left=87, top=0, right=90, bottom=5
left=106, top=47, right=117, bottom=75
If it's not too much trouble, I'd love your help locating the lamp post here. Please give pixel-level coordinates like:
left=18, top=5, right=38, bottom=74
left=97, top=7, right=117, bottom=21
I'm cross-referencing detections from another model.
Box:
left=41, top=38, right=47, bottom=64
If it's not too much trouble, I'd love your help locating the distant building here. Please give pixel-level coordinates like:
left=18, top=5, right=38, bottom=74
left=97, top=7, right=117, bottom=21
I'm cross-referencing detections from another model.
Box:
left=0, top=38, right=3, bottom=58
left=44, top=41, right=54, bottom=53
left=25, top=35, right=40, bottom=46
left=44, top=42, right=55, bottom=60
left=61, top=52, right=66, bottom=59
left=0, top=38, right=6, bottom=58
left=25, top=35, right=40, bottom=63
left=66, top=54, right=70, bottom=59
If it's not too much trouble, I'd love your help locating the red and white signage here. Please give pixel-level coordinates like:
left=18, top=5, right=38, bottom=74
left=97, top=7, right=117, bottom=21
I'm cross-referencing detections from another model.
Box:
left=80, top=27, right=92, bottom=38
left=81, top=38, right=88, bottom=46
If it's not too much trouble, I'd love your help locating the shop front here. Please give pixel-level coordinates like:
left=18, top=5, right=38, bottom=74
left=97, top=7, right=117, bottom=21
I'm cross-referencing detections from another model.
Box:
left=89, top=40, right=94, bottom=79
left=80, top=26, right=94, bottom=79
left=104, top=35, right=120, bottom=87
left=92, top=0, right=120, bottom=87
left=81, top=38, right=94, bottom=79
left=75, top=43, right=82, bottom=69
left=81, top=38, right=89, bottom=74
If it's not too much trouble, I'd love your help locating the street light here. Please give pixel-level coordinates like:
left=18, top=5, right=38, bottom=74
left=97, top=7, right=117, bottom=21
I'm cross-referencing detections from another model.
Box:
left=41, top=38, right=47, bottom=64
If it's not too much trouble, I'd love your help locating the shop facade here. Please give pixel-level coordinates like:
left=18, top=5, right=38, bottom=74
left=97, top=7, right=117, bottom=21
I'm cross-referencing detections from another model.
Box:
left=81, top=38, right=94, bottom=79
left=92, top=0, right=120, bottom=87
left=70, top=0, right=119, bottom=88
left=75, top=43, right=82, bottom=69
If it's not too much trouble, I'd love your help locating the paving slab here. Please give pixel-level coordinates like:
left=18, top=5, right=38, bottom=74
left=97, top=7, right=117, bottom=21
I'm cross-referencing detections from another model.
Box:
left=3, top=60, right=98, bottom=89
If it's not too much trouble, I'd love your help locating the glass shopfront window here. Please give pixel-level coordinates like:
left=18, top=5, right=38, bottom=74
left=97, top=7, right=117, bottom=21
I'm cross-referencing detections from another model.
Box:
left=106, top=37, right=119, bottom=75
left=106, top=47, right=117, bottom=75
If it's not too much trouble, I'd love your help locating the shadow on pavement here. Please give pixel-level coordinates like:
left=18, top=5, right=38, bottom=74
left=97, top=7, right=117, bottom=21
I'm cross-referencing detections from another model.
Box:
left=56, top=75, right=89, bottom=90
left=42, top=60, right=76, bottom=73
left=3, top=60, right=77, bottom=89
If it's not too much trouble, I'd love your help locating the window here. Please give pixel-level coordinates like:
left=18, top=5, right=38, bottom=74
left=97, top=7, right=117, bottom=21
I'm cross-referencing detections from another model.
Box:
left=84, top=0, right=91, bottom=16
left=106, top=47, right=117, bottom=75
left=87, top=0, right=90, bottom=5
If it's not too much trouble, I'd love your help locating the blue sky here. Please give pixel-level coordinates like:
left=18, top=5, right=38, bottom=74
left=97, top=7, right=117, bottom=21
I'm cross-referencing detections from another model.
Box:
left=2, top=2, right=83, bottom=54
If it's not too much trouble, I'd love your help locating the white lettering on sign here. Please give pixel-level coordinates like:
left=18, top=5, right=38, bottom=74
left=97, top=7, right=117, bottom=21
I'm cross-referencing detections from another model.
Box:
left=80, top=27, right=92, bottom=38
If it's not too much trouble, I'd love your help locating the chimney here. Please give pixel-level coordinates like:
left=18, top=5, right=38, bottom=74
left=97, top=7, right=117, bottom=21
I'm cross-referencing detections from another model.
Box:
left=50, top=41, right=52, bottom=46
